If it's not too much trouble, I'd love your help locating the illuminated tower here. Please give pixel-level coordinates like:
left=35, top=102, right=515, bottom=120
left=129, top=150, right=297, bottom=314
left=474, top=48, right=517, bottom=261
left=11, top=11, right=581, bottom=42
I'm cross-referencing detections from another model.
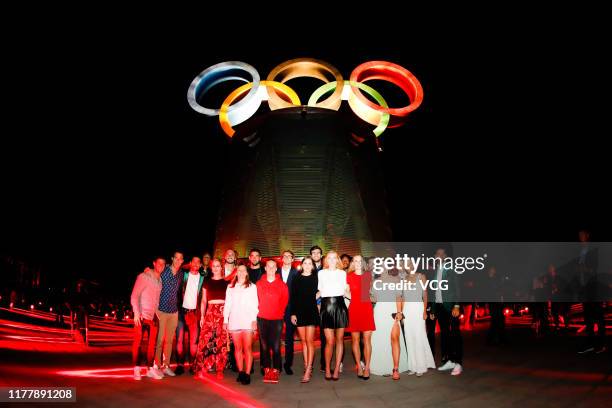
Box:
left=187, top=59, right=422, bottom=257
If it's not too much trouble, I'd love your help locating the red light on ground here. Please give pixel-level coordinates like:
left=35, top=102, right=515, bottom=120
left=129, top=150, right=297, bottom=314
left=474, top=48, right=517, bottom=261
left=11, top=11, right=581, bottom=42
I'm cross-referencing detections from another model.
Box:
left=30, top=305, right=35, bottom=310
left=196, top=373, right=266, bottom=408
left=104, top=313, right=109, bottom=318
left=112, top=311, right=116, bottom=314
left=49, top=307, right=53, bottom=312
left=504, top=308, right=511, bottom=315
left=524, top=307, right=529, bottom=312
left=460, top=314, right=465, bottom=319
left=38, top=301, right=42, bottom=305
left=9, top=302, right=14, bottom=308
left=57, top=367, right=136, bottom=379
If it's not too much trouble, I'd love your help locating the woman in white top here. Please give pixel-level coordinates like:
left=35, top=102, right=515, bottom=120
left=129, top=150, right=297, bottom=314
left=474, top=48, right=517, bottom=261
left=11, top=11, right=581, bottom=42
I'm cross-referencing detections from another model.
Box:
left=318, top=250, right=349, bottom=381
left=223, top=264, right=258, bottom=385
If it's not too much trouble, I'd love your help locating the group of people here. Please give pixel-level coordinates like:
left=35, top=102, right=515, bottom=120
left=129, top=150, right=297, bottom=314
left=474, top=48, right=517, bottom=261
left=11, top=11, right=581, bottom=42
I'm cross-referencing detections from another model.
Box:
left=130, top=245, right=465, bottom=385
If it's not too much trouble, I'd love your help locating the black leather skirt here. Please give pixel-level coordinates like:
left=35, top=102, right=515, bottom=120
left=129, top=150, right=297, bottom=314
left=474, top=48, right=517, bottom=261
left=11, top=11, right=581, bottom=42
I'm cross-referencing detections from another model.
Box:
left=320, top=296, right=349, bottom=329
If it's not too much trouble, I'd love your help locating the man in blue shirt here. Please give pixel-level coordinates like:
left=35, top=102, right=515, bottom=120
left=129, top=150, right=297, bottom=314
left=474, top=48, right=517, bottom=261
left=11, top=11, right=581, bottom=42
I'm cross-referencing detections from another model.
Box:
left=154, top=251, right=184, bottom=377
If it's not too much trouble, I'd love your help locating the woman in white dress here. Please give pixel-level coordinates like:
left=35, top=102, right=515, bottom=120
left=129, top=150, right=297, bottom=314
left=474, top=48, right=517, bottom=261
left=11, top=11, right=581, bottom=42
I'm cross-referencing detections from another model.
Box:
left=402, top=262, right=436, bottom=376
left=370, top=267, right=409, bottom=379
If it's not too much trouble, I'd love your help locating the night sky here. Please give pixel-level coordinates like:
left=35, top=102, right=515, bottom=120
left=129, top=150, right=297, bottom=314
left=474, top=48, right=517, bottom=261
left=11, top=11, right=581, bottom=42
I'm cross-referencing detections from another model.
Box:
left=2, top=14, right=609, bottom=295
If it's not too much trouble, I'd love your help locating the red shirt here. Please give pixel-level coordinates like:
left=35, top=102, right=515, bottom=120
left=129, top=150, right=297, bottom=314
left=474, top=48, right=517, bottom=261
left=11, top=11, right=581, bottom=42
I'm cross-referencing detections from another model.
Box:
left=256, top=274, right=289, bottom=320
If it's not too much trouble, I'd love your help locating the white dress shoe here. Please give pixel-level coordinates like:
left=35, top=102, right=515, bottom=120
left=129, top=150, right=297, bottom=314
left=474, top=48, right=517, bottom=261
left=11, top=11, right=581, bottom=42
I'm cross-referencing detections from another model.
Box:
left=438, top=360, right=456, bottom=371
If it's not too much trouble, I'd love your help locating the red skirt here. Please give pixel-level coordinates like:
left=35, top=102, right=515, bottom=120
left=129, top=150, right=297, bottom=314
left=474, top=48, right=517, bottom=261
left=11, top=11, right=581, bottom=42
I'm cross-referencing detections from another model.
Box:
left=347, top=299, right=376, bottom=332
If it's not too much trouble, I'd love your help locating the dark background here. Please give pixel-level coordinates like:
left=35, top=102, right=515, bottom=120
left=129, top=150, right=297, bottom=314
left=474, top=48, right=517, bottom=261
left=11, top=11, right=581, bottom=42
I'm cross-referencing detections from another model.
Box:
left=2, top=11, right=610, bottom=295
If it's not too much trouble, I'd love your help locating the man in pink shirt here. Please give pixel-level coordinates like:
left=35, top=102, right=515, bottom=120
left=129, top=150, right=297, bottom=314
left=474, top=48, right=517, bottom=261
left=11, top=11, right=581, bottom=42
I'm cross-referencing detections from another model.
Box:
left=131, top=256, right=165, bottom=380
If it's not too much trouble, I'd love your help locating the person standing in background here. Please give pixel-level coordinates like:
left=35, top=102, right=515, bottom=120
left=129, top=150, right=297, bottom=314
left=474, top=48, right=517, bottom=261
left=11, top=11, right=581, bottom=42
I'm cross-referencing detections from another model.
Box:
left=222, top=249, right=238, bottom=280
left=340, top=254, right=352, bottom=271
left=576, top=230, right=606, bottom=354
left=486, top=267, right=506, bottom=346
left=201, top=252, right=212, bottom=277
left=247, top=248, right=264, bottom=283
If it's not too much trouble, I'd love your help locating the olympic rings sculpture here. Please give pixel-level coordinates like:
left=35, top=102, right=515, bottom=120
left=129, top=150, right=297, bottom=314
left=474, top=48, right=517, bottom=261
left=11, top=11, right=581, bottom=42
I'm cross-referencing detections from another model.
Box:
left=187, top=58, right=423, bottom=138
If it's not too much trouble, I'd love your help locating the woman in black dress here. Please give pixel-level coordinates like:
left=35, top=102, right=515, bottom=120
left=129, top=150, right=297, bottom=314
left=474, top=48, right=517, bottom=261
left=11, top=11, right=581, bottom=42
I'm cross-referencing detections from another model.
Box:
left=290, top=256, right=319, bottom=383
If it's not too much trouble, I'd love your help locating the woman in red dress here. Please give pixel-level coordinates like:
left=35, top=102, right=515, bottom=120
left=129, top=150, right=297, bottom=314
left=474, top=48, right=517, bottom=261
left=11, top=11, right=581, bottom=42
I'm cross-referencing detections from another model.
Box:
left=346, top=255, right=375, bottom=379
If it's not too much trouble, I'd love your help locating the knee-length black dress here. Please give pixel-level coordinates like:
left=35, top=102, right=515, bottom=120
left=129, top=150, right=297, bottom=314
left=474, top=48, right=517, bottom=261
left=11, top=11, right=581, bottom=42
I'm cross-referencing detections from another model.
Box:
left=290, top=272, right=319, bottom=327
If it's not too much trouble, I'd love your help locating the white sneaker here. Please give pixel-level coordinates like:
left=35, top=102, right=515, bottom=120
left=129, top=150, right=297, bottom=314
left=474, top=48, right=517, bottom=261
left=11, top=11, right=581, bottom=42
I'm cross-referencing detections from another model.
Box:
left=133, top=366, right=142, bottom=380
left=438, top=361, right=456, bottom=371
left=451, top=364, right=463, bottom=376
left=416, top=372, right=424, bottom=377
left=162, top=366, right=176, bottom=377
left=407, top=370, right=416, bottom=375
left=147, top=367, right=163, bottom=379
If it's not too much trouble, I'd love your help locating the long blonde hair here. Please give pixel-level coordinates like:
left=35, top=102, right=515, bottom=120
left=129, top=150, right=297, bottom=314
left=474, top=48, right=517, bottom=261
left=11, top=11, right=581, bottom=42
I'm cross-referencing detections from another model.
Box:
left=323, top=250, right=343, bottom=270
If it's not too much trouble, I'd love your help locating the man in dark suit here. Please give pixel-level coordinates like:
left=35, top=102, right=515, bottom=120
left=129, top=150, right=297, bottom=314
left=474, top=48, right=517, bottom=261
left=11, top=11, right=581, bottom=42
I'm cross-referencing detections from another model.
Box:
left=278, top=250, right=299, bottom=374
left=428, top=247, right=464, bottom=376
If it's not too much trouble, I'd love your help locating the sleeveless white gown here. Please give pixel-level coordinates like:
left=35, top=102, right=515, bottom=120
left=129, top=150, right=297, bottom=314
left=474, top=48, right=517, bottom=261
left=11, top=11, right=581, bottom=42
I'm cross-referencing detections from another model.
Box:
left=403, top=273, right=436, bottom=374
left=370, top=272, right=409, bottom=376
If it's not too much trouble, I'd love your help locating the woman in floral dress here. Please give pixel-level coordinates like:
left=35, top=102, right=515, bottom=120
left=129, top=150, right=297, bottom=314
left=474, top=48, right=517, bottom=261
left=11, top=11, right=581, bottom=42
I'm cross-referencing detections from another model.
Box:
left=194, top=258, right=229, bottom=379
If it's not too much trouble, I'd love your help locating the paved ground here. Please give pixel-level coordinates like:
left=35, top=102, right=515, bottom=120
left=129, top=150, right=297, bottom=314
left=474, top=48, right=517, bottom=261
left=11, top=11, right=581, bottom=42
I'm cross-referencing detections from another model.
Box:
left=0, top=313, right=610, bottom=408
